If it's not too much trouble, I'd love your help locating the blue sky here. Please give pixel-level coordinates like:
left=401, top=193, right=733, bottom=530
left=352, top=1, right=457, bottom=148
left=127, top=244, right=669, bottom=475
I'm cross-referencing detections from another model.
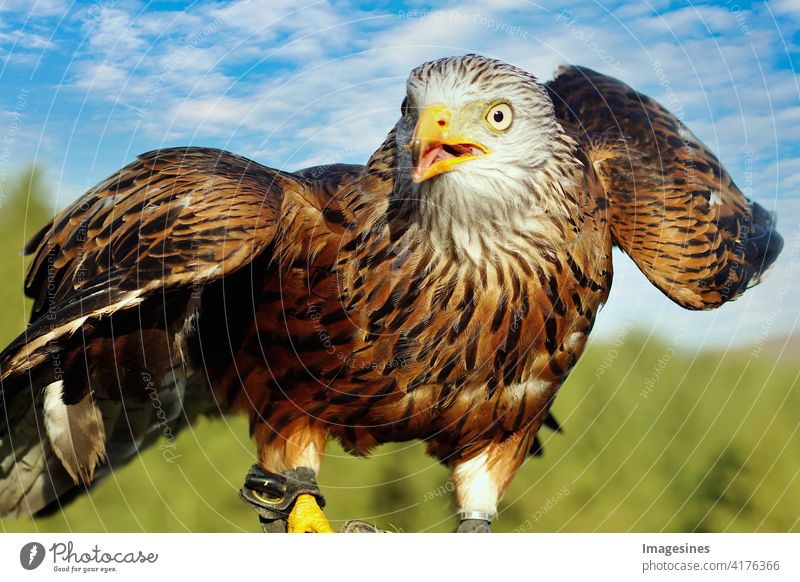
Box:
left=0, top=0, right=798, bottom=348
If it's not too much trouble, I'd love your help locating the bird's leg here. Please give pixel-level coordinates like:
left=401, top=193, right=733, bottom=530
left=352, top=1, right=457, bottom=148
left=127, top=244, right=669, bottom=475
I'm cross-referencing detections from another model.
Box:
left=451, top=453, right=499, bottom=533
left=450, top=434, right=531, bottom=533
left=240, top=464, right=331, bottom=532
left=240, top=420, right=332, bottom=533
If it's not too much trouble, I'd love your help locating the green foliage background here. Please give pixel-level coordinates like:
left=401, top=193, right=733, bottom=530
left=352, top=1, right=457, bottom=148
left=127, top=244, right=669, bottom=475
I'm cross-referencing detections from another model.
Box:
left=0, top=168, right=798, bottom=533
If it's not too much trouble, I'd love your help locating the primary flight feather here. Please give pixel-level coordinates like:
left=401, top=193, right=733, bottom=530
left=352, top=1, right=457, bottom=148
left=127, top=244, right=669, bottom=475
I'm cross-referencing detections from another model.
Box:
left=0, top=54, right=782, bottom=532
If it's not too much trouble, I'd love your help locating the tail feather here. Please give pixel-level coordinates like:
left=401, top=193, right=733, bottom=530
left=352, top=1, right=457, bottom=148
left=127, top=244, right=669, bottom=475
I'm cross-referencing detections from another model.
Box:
left=0, top=296, right=218, bottom=522
left=0, top=390, right=76, bottom=518
left=1, top=369, right=211, bottom=518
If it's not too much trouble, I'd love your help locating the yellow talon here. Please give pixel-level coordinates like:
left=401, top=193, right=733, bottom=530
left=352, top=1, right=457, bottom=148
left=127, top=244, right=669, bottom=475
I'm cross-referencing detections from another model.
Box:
left=287, top=493, right=334, bottom=533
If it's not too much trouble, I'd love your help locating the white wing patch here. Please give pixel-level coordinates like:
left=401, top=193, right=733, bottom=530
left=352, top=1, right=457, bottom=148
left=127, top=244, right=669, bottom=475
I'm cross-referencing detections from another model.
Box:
left=43, top=381, right=107, bottom=484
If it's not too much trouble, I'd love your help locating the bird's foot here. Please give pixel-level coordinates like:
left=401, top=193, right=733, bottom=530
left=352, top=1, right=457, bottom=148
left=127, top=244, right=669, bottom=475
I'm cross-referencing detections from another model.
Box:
left=339, top=520, right=383, bottom=533
left=240, top=465, right=330, bottom=533
left=457, top=519, right=491, bottom=533
left=456, top=511, right=495, bottom=533
left=287, top=493, right=333, bottom=533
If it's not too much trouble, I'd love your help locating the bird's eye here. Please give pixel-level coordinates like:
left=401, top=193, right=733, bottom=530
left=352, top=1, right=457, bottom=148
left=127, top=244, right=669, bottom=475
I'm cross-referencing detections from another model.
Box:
left=401, top=97, right=409, bottom=117
left=485, top=102, right=513, bottom=131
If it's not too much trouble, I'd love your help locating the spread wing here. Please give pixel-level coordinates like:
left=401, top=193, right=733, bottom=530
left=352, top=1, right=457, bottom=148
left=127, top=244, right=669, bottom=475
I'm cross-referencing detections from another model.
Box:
left=0, top=147, right=327, bottom=517
left=547, top=66, right=783, bottom=309
left=3, top=147, right=298, bottom=380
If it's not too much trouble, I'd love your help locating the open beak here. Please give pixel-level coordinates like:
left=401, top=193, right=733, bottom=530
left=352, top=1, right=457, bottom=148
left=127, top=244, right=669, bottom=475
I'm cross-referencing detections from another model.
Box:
left=410, top=103, right=489, bottom=183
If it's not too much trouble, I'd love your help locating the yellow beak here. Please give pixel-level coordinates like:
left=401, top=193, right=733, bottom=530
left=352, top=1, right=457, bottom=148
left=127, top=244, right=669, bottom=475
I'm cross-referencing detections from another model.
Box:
left=410, top=103, right=489, bottom=183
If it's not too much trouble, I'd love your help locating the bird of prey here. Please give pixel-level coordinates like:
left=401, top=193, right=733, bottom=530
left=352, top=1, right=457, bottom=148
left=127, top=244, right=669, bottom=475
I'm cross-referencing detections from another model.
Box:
left=0, top=54, right=782, bottom=532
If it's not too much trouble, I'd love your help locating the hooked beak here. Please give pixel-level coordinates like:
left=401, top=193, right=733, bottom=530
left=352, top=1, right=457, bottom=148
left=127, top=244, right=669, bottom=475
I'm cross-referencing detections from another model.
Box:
left=410, top=103, right=489, bottom=183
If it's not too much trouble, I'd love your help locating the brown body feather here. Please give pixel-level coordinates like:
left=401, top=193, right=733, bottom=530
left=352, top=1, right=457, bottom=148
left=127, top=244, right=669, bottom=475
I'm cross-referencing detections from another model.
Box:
left=221, top=133, right=611, bottom=474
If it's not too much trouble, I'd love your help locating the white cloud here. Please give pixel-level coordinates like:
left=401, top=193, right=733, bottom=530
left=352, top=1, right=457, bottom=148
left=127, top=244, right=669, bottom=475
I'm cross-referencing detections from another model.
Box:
left=0, top=29, right=53, bottom=49
left=85, top=7, right=150, bottom=53
left=770, top=0, right=800, bottom=20
left=208, top=0, right=344, bottom=39
left=635, top=5, right=748, bottom=37
left=73, top=62, right=133, bottom=93
left=0, top=0, right=66, bottom=17
left=169, top=94, right=276, bottom=133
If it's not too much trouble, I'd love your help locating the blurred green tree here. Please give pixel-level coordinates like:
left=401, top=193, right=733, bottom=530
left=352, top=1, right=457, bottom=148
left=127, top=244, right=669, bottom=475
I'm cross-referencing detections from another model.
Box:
left=0, top=166, right=51, bottom=346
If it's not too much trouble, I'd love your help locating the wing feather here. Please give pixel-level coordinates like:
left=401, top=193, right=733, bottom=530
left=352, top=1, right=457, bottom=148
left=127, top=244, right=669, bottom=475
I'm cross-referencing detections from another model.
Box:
left=547, top=66, right=783, bottom=309
left=3, top=147, right=308, bottom=380
left=25, top=147, right=290, bottom=315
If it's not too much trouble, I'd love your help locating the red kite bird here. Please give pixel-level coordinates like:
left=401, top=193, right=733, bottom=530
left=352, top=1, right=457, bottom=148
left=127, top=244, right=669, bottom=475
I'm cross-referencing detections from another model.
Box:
left=0, top=55, right=782, bottom=532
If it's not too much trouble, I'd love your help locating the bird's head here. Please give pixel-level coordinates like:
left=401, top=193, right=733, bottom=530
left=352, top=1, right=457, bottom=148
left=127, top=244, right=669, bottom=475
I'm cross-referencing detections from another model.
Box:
left=392, top=54, right=577, bottom=258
